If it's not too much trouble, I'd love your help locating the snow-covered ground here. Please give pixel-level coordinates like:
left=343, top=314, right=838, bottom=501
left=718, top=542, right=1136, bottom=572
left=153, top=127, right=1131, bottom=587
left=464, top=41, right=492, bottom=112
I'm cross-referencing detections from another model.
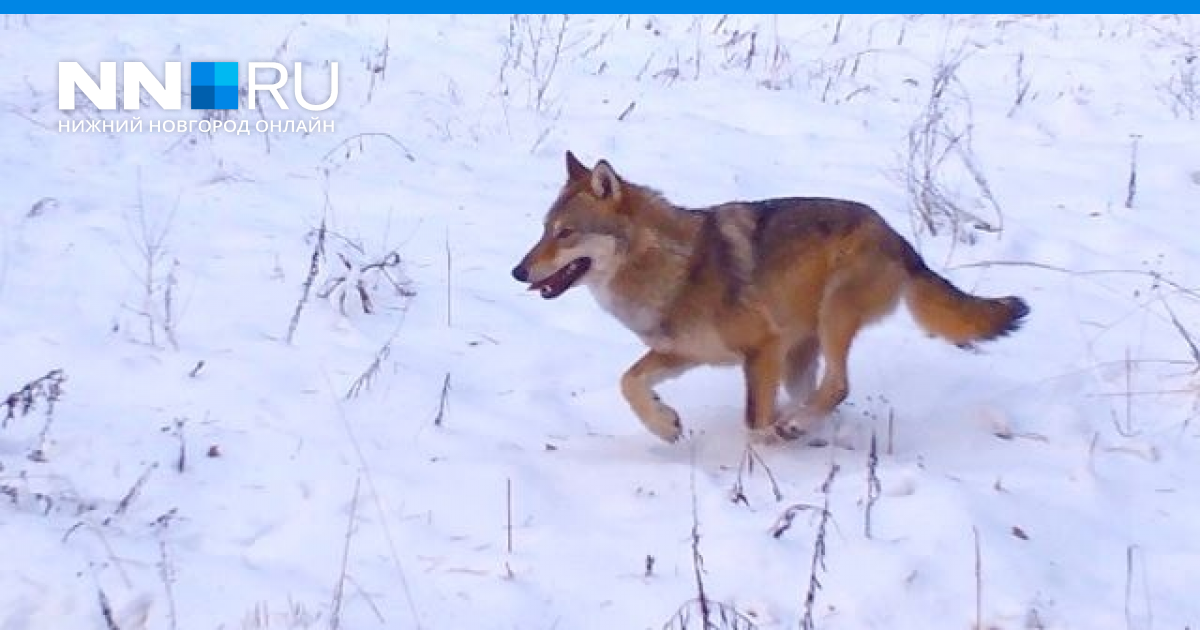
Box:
left=2, top=14, right=1199, bottom=630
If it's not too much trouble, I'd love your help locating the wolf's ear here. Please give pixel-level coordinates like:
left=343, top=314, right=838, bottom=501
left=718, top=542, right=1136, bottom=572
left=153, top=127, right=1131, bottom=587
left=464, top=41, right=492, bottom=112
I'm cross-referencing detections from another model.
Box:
left=591, top=160, right=621, bottom=200
left=565, top=150, right=589, bottom=181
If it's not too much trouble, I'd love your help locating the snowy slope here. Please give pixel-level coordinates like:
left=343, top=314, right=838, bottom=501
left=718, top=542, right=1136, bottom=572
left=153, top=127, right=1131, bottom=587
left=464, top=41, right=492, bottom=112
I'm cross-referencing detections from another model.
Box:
left=1, top=14, right=1199, bottom=630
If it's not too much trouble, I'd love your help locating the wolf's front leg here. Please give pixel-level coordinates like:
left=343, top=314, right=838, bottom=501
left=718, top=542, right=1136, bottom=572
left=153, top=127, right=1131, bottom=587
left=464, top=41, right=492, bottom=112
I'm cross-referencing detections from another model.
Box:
left=620, top=351, right=696, bottom=443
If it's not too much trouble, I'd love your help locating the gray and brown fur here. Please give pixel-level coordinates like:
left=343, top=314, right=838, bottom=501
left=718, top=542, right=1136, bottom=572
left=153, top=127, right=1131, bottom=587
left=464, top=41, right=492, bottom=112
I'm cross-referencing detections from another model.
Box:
left=513, top=151, right=1029, bottom=442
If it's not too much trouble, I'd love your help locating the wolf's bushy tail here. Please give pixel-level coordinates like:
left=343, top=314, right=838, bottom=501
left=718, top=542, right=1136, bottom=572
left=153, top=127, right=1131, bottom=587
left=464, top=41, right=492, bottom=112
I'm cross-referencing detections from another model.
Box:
left=904, top=264, right=1029, bottom=349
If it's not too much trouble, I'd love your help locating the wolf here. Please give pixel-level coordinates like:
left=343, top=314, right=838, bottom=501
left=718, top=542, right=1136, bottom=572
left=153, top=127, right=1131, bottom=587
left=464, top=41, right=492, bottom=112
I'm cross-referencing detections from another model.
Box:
left=512, top=151, right=1029, bottom=443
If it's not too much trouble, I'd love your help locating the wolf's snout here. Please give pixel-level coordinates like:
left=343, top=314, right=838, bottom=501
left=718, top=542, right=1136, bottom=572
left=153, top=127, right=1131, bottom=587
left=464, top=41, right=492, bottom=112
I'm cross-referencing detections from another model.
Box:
left=511, top=264, right=530, bottom=283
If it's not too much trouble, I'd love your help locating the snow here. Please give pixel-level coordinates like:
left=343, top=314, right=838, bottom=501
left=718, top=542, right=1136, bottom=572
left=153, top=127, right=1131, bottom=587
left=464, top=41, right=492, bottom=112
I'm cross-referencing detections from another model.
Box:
left=2, top=13, right=1199, bottom=630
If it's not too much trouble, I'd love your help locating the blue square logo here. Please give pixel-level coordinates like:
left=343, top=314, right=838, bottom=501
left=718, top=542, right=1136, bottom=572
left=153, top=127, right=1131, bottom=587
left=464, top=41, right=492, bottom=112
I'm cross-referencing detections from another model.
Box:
left=191, top=61, right=238, bottom=110
left=192, top=85, right=216, bottom=109
left=214, top=62, right=237, bottom=86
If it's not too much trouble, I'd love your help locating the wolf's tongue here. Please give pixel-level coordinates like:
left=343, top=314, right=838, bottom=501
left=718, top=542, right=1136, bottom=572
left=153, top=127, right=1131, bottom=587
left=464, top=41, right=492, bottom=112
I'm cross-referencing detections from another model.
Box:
left=529, top=258, right=591, bottom=300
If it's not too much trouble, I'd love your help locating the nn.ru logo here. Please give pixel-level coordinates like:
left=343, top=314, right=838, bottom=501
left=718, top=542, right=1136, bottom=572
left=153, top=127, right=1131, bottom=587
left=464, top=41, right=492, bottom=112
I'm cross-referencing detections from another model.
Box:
left=58, top=61, right=338, bottom=112
left=190, top=62, right=238, bottom=109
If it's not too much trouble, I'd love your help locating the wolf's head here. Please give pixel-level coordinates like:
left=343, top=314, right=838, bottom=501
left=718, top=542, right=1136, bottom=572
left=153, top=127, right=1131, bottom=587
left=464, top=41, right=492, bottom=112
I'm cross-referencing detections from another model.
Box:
left=512, top=151, right=632, bottom=299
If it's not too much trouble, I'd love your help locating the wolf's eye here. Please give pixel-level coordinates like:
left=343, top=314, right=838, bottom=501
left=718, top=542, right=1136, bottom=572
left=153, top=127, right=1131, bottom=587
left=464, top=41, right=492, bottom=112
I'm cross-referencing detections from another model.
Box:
left=555, top=227, right=575, bottom=240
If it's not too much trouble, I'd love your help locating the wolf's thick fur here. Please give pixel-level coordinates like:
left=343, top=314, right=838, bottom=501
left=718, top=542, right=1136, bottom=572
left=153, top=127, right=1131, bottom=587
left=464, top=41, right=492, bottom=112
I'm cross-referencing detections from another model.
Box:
left=513, top=151, right=1029, bottom=442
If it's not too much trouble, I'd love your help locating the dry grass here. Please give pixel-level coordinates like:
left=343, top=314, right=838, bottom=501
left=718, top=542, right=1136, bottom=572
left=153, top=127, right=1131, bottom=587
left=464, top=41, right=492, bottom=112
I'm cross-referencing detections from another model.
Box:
left=901, top=45, right=1002, bottom=245
left=3, top=368, right=66, bottom=462
left=800, top=463, right=838, bottom=630
left=123, top=171, right=181, bottom=349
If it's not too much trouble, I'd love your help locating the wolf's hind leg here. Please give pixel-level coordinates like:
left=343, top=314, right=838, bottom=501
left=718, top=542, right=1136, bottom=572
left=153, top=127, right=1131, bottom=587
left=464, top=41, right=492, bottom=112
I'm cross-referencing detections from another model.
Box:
left=620, top=351, right=696, bottom=443
left=783, top=337, right=819, bottom=403
left=776, top=265, right=903, bottom=439
left=774, top=310, right=859, bottom=439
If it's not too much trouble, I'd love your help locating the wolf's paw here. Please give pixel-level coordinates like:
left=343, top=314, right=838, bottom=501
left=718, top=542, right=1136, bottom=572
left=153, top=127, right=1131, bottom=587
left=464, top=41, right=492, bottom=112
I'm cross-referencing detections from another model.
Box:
left=642, top=403, right=683, bottom=443
left=749, top=425, right=784, bottom=446
left=773, top=406, right=826, bottom=441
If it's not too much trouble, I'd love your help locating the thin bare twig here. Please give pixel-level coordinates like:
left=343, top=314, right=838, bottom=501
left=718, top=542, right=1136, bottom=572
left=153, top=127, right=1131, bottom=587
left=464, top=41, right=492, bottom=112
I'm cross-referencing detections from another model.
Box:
left=4, top=368, right=66, bottom=463
left=322, top=132, right=415, bottom=165
left=318, top=249, right=412, bottom=316
left=1162, top=299, right=1200, bottom=371
left=730, top=442, right=783, bottom=506
left=1006, top=51, right=1032, bottom=118
left=173, top=417, right=187, bottom=473
left=506, top=477, right=514, bottom=555
left=347, top=341, right=393, bottom=399
left=1125, top=134, right=1141, bottom=209
left=346, top=575, right=387, bottom=625
left=901, top=44, right=1001, bottom=244
left=617, top=100, right=637, bottom=121
left=1124, top=544, right=1154, bottom=630
left=948, top=259, right=1200, bottom=303
left=322, top=372, right=423, bottom=629
left=286, top=203, right=328, bottom=344
left=366, top=26, right=392, bottom=104
left=159, top=540, right=178, bottom=630
left=97, top=587, right=121, bottom=630
left=163, top=259, right=180, bottom=350
left=769, top=503, right=827, bottom=539
left=688, top=440, right=712, bottom=629
left=661, top=599, right=759, bottom=630
left=974, top=526, right=983, bottom=630
left=330, top=477, right=362, bottom=630
left=801, top=463, right=839, bottom=630
left=124, top=170, right=180, bottom=349
left=1124, top=544, right=1136, bottom=630
left=433, top=373, right=451, bottom=427
left=344, top=303, right=411, bottom=401
left=864, top=432, right=881, bottom=539
left=887, top=408, right=895, bottom=456
left=109, top=463, right=158, bottom=522
left=1112, top=347, right=1138, bottom=437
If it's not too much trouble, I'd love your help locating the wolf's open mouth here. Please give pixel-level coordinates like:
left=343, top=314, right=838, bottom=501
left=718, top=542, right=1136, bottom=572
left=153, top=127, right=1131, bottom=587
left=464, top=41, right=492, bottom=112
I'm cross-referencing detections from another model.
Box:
left=529, top=258, right=592, bottom=299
